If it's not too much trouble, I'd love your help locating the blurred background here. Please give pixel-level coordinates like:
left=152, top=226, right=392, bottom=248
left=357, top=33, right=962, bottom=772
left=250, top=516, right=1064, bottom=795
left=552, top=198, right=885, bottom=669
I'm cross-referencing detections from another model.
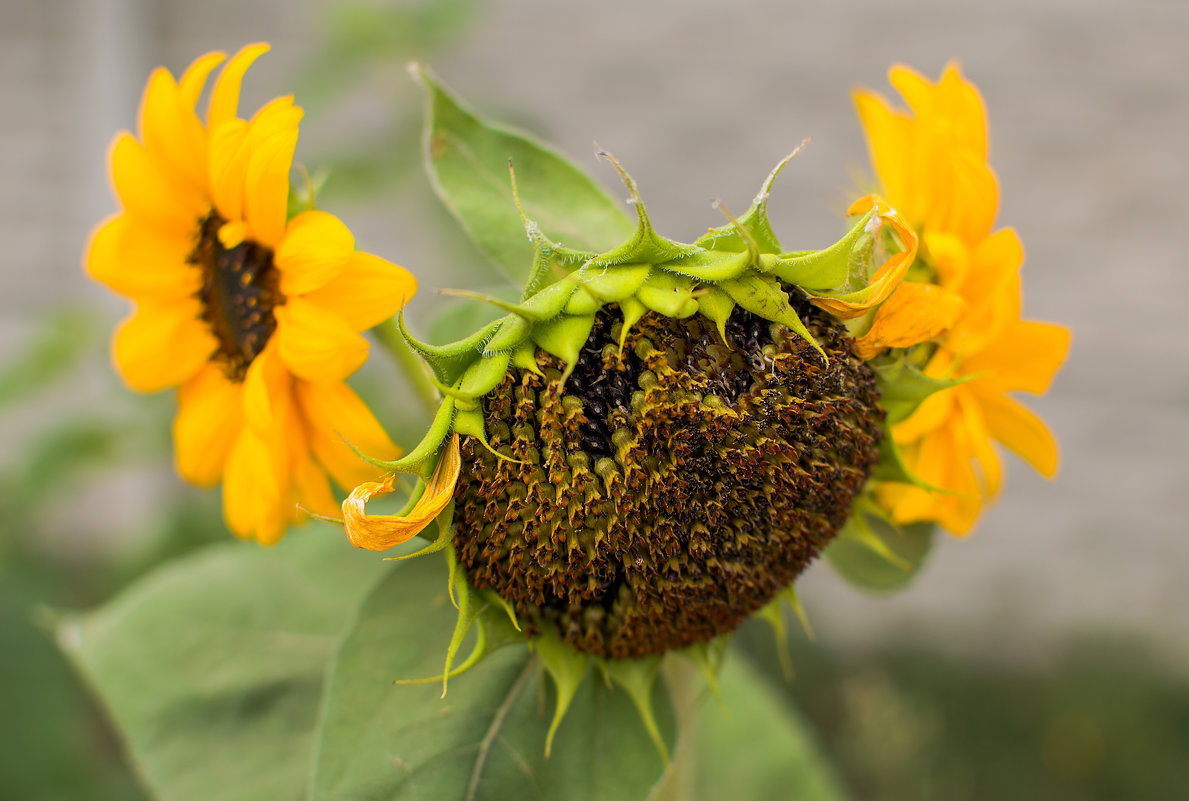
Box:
left=2, top=0, right=1187, bottom=799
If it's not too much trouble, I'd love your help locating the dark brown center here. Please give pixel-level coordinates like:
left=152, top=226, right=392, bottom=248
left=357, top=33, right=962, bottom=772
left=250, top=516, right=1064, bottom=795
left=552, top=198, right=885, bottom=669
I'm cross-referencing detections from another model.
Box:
left=452, top=296, right=884, bottom=659
left=191, top=212, right=282, bottom=381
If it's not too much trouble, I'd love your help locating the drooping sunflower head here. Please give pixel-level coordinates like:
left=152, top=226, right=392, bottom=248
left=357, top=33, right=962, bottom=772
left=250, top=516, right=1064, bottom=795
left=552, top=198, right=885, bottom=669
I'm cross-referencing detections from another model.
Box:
left=342, top=58, right=923, bottom=686
left=453, top=293, right=883, bottom=659
left=86, top=44, right=417, bottom=543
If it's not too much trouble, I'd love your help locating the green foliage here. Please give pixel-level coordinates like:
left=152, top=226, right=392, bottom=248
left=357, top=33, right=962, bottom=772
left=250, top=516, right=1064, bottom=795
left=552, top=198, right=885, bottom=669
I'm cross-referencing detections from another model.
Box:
left=0, top=574, right=150, bottom=801
left=747, top=634, right=1189, bottom=801
left=60, top=532, right=388, bottom=801
left=416, top=65, right=636, bottom=288
left=682, top=655, right=850, bottom=801
left=313, top=556, right=675, bottom=801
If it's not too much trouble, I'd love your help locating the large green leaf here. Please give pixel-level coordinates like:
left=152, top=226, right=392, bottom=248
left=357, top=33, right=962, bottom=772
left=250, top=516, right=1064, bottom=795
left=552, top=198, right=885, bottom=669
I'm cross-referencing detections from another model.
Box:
left=59, top=530, right=389, bottom=801
left=416, top=66, right=635, bottom=287
left=312, top=557, right=674, bottom=801
left=682, top=654, right=850, bottom=801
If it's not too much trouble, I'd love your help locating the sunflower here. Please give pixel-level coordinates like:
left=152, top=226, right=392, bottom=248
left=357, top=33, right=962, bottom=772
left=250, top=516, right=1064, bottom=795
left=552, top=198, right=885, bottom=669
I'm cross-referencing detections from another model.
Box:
left=851, top=62, right=1070, bottom=535
left=326, top=93, right=927, bottom=752
left=85, top=43, right=417, bottom=543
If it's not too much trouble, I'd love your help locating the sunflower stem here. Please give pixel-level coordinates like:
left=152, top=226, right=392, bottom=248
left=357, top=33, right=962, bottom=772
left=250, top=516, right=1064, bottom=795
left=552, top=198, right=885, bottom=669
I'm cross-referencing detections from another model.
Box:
left=374, top=317, right=441, bottom=419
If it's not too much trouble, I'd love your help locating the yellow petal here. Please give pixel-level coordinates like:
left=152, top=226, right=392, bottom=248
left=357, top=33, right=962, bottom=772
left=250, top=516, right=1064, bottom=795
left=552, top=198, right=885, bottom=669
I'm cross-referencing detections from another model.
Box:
left=275, top=210, right=356, bottom=296
left=208, top=118, right=251, bottom=223
left=935, top=61, right=989, bottom=159
left=890, top=61, right=987, bottom=160
left=960, top=228, right=1022, bottom=307
left=139, top=67, right=209, bottom=193
left=890, top=385, right=955, bottom=444
left=208, top=96, right=302, bottom=243
left=112, top=299, right=216, bottom=392
left=304, top=252, right=418, bottom=332
left=922, top=231, right=971, bottom=289
left=810, top=195, right=919, bottom=319
left=242, top=344, right=293, bottom=436
left=964, top=319, right=1071, bottom=395
left=274, top=297, right=369, bottom=382
left=343, top=434, right=460, bottom=551
left=296, top=379, right=400, bottom=490
left=853, top=88, right=913, bottom=216
left=955, top=388, right=1002, bottom=497
left=934, top=150, right=997, bottom=244
left=207, top=42, right=269, bottom=130
left=890, top=421, right=982, bottom=535
left=880, top=62, right=995, bottom=245
left=242, top=99, right=302, bottom=248
left=975, top=390, right=1060, bottom=478
left=109, top=133, right=206, bottom=237
left=174, top=364, right=243, bottom=486
left=853, top=281, right=964, bottom=360
left=222, top=426, right=291, bottom=544
left=293, top=450, right=339, bottom=519
left=85, top=214, right=200, bottom=300
left=886, top=64, right=933, bottom=120
left=178, top=51, right=226, bottom=110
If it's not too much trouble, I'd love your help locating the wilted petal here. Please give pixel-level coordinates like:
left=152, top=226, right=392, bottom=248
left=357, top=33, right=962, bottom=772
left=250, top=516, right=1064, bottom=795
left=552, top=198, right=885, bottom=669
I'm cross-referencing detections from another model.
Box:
left=853, top=281, right=964, bottom=359
left=343, top=435, right=459, bottom=551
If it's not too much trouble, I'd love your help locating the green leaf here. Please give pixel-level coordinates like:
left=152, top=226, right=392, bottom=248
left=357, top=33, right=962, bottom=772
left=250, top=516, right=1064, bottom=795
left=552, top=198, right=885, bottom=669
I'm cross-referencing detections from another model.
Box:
left=681, top=654, right=850, bottom=801
left=416, top=65, right=635, bottom=286
left=824, top=518, right=935, bottom=593
left=59, top=531, right=389, bottom=801
left=312, top=556, right=675, bottom=801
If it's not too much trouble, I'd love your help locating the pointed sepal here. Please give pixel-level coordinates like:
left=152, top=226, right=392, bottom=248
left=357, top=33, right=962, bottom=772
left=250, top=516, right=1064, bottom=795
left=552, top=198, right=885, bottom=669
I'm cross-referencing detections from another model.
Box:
left=600, top=656, right=670, bottom=762
left=534, top=625, right=592, bottom=757
left=805, top=195, right=918, bottom=320
left=695, top=142, right=809, bottom=254
left=399, top=311, right=498, bottom=386
left=719, top=273, right=826, bottom=361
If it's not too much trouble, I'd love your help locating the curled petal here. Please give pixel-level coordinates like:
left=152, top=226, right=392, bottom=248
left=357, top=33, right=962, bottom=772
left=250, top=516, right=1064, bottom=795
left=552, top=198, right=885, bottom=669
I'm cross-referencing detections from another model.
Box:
left=809, top=195, right=919, bottom=320
left=343, top=435, right=460, bottom=551
left=853, top=281, right=964, bottom=360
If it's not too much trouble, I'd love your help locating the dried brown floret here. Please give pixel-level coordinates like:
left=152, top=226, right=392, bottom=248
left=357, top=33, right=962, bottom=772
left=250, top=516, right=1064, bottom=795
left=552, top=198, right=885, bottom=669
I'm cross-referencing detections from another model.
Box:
left=453, top=297, right=883, bottom=658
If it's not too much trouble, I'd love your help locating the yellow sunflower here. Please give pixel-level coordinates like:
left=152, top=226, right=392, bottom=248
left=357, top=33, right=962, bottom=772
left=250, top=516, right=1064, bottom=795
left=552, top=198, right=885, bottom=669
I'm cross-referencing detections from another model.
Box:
left=852, top=62, right=1070, bottom=535
left=85, top=43, right=417, bottom=544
